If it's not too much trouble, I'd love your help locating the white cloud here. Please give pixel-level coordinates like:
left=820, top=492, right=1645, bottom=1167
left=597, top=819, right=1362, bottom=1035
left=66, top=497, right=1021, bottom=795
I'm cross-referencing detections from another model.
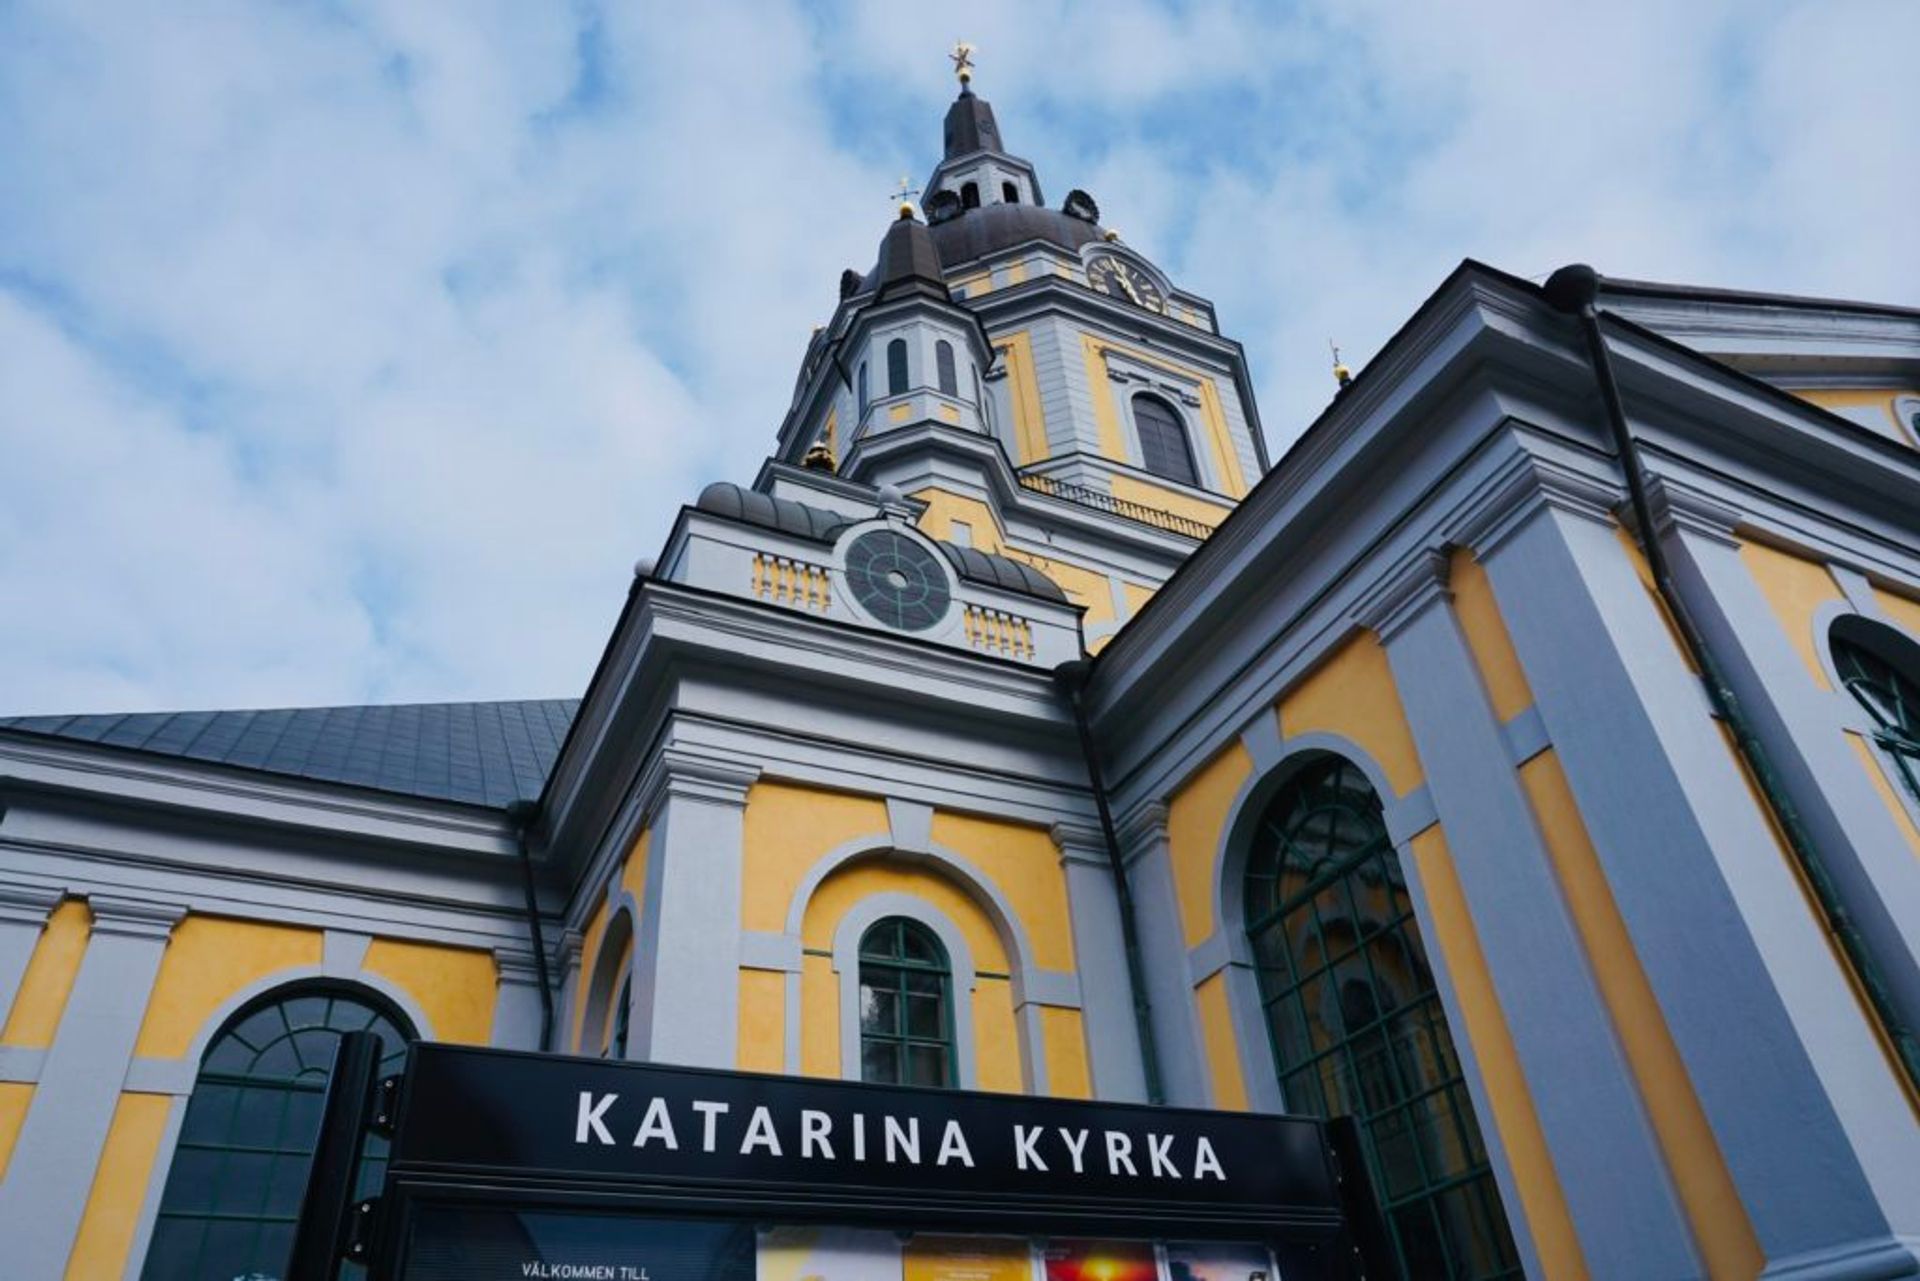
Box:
left=1, top=0, right=1914, bottom=715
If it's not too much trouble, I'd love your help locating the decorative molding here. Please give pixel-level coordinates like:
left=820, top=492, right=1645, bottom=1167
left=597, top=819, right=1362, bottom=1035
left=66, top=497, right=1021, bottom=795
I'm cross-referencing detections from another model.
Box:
left=1641, top=475, right=1743, bottom=549
left=1048, top=820, right=1107, bottom=867
left=632, top=747, right=760, bottom=827
left=1238, top=712, right=1285, bottom=772
left=121, top=1056, right=197, bottom=1096
left=739, top=930, right=803, bottom=974
left=84, top=895, right=186, bottom=941
left=1185, top=930, right=1234, bottom=986
left=1352, top=547, right=1453, bottom=643
left=1114, top=800, right=1169, bottom=856
left=0, top=883, right=63, bottom=927
left=321, top=929, right=372, bottom=979
left=885, top=798, right=934, bottom=855
left=1452, top=452, right=1623, bottom=560
left=491, top=945, right=545, bottom=986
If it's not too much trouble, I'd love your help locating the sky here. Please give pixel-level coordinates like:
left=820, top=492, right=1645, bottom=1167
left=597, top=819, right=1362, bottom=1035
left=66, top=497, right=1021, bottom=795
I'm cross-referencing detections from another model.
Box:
left=2, top=0, right=1915, bottom=716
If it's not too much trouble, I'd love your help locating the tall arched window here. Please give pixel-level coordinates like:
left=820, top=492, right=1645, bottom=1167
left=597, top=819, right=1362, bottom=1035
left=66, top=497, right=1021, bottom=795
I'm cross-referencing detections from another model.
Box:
left=141, top=985, right=412, bottom=1281
left=857, top=361, right=869, bottom=414
left=606, top=974, right=632, bottom=1060
left=1245, top=756, right=1518, bottom=1280
left=1001, top=181, right=1019, bottom=204
left=857, top=917, right=954, bottom=1087
left=960, top=182, right=980, bottom=209
left=1132, top=393, right=1199, bottom=487
left=1833, top=615, right=1920, bottom=802
left=935, top=340, right=958, bottom=396
left=887, top=338, right=910, bottom=396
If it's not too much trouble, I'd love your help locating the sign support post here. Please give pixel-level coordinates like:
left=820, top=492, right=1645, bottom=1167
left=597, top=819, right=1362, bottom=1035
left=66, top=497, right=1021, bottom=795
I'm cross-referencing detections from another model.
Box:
left=288, top=1029, right=382, bottom=1281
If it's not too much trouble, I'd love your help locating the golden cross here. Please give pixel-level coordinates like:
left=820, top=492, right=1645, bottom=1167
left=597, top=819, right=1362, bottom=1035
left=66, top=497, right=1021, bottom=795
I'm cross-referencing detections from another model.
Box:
left=890, top=175, right=921, bottom=205
left=950, top=41, right=975, bottom=85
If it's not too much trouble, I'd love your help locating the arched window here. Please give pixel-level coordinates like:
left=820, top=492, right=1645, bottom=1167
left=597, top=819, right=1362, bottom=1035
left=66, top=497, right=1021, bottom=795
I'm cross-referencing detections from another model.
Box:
left=857, top=917, right=954, bottom=1087
left=1833, top=615, right=1920, bottom=802
left=1245, top=756, right=1518, bottom=1280
left=606, top=974, right=632, bottom=1060
left=960, top=182, right=980, bottom=209
left=935, top=340, right=958, bottom=396
left=1132, top=394, right=1199, bottom=487
left=857, top=361, right=869, bottom=414
left=887, top=338, right=909, bottom=396
left=141, top=985, right=413, bottom=1281
left=1001, top=181, right=1019, bottom=204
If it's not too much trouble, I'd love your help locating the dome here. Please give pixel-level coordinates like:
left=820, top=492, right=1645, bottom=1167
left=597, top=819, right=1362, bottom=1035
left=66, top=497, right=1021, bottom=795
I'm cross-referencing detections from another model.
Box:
left=927, top=202, right=1104, bottom=269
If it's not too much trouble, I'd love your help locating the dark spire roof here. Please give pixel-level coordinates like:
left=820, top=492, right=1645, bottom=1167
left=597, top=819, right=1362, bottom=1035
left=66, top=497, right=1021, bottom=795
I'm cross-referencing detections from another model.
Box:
left=943, top=86, right=1004, bottom=158
left=873, top=209, right=948, bottom=302
left=0, top=699, right=577, bottom=809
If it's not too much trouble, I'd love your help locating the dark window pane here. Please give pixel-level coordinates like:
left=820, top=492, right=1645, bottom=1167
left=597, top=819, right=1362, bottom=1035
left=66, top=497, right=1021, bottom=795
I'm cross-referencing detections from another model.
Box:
left=906, top=1043, right=949, bottom=1088
left=887, top=339, right=909, bottom=396
left=1134, top=394, right=1198, bottom=485
left=936, top=341, right=958, bottom=396
left=906, top=994, right=943, bottom=1039
left=859, top=984, right=899, bottom=1035
left=860, top=1039, right=900, bottom=1084
left=178, top=1084, right=239, bottom=1145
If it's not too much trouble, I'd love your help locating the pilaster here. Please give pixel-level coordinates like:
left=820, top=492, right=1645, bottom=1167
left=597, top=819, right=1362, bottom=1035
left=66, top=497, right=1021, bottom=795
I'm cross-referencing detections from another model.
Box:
left=1114, top=800, right=1210, bottom=1106
left=0, top=894, right=185, bottom=1280
left=0, top=884, right=63, bottom=1031
left=489, top=947, right=547, bottom=1051
left=629, top=751, right=758, bottom=1069
left=1357, top=544, right=1700, bottom=1277
left=1049, top=821, right=1147, bottom=1102
left=1477, top=487, right=1920, bottom=1272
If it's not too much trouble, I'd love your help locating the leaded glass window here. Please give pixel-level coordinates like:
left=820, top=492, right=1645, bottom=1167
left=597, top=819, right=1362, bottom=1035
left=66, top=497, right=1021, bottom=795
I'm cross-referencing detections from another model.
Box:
left=140, top=987, right=412, bottom=1281
left=857, top=917, right=954, bottom=1087
left=1245, top=756, right=1519, bottom=1281
left=1133, top=394, right=1198, bottom=487
left=1834, top=619, right=1920, bottom=803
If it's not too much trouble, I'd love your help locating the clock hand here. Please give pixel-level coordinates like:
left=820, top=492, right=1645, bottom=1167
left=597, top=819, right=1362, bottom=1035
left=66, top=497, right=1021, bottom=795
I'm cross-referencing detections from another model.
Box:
left=1116, top=271, right=1143, bottom=305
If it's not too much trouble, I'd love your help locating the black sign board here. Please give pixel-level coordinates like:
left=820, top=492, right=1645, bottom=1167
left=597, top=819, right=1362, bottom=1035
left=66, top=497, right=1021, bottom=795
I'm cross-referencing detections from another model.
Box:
left=353, top=1044, right=1378, bottom=1280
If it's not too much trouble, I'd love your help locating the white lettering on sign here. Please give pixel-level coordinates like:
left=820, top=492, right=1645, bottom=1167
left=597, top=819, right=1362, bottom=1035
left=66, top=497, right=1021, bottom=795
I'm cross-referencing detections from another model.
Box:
left=631, top=1096, right=677, bottom=1150
left=576, top=1092, right=616, bottom=1145
left=565, top=1093, right=1236, bottom=1182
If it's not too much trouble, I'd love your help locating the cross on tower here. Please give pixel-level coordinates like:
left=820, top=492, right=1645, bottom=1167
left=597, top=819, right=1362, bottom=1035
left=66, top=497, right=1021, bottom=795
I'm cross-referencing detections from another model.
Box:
left=890, top=175, right=921, bottom=207
left=949, top=41, right=975, bottom=85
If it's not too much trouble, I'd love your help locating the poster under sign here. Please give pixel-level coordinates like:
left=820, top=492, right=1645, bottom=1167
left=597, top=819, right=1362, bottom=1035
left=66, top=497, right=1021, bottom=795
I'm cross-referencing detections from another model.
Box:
left=393, top=1212, right=1299, bottom=1281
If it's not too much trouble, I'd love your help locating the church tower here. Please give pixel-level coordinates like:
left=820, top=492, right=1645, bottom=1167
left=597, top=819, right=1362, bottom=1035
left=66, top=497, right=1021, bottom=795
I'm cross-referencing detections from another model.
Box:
left=683, top=55, right=1271, bottom=653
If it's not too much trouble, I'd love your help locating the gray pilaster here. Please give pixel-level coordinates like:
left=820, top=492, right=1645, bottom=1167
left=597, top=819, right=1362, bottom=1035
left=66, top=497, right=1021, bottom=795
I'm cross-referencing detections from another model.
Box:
left=1653, top=481, right=1920, bottom=1055
left=1050, top=822, right=1148, bottom=1102
left=1359, top=547, right=1701, bottom=1277
left=554, top=929, right=584, bottom=1054
left=490, top=947, right=545, bottom=1051
left=630, top=753, right=757, bottom=1068
left=1116, top=802, right=1211, bottom=1106
left=0, top=885, right=63, bottom=1031
left=1478, top=483, right=1920, bottom=1271
left=0, top=895, right=184, bottom=1280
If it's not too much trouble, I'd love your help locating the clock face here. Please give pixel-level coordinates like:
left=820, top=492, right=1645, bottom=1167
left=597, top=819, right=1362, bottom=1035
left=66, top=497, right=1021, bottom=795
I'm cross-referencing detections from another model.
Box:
left=1087, top=257, right=1166, bottom=312
left=844, top=530, right=951, bottom=632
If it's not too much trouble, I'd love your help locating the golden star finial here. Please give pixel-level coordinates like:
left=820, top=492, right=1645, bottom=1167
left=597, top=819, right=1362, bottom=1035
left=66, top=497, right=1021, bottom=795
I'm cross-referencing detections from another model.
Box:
left=950, top=41, right=975, bottom=85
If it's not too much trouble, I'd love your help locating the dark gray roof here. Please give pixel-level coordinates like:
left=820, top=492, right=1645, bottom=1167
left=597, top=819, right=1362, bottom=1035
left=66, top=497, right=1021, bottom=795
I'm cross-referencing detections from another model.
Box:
left=943, top=88, right=1004, bottom=158
left=874, top=212, right=948, bottom=302
left=0, top=699, right=577, bottom=809
left=697, top=482, right=852, bottom=543
left=936, top=543, right=1070, bottom=603
left=928, top=201, right=1105, bottom=269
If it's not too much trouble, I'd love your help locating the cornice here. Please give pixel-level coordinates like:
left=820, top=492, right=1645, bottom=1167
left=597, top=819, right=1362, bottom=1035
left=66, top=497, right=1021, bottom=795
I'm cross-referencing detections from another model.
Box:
left=1351, top=547, right=1453, bottom=644
left=632, top=747, right=760, bottom=824
left=0, top=883, right=64, bottom=927
left=1115, top=799, right=1170, bottom=855
left=1641, top=474, right=1744, bottom=549
left=86, top=893, right=187, bottom=940
left=1048, top=820, right=1108, bottom=867
left=1448, top=451, right=1623, bottom=559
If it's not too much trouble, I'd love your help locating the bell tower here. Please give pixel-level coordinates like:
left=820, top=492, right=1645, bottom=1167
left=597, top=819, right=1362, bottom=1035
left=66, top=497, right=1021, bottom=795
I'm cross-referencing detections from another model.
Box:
left=735, top=51, right=1274, bottom=652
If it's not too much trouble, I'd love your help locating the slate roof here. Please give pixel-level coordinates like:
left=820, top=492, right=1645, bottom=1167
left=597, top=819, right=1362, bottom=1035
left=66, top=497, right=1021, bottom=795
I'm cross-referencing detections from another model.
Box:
left=0, top=699, right=578, bottom=809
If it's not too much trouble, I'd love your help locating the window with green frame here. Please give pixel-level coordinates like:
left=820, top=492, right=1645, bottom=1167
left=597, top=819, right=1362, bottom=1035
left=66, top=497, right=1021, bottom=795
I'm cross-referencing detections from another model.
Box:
left=1244, top=755, right=1520, bottom=1281
left=1833, top=616, right=1920, bottom=805
left=857, top=916, right=955, bottom=1087
left=139, top=986, right=412, bottom=1281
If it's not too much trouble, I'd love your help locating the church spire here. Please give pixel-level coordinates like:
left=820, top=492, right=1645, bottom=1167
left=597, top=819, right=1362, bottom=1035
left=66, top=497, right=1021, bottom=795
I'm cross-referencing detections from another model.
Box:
left=925, top=45, right=1043, bottom=212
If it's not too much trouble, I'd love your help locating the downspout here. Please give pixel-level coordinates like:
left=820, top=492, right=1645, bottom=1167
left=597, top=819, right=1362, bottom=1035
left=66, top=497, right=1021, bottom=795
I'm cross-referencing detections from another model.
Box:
left=1543, top=264, right=1920, bottom=1095
left=1054, top=658, right=1165, bottom=1104
left=505, top=799, right=557, bottom=1052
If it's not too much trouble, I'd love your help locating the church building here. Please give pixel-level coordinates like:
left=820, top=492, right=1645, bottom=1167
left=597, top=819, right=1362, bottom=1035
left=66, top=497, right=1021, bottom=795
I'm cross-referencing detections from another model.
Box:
left=3, top=61, right=1920, bottom=1281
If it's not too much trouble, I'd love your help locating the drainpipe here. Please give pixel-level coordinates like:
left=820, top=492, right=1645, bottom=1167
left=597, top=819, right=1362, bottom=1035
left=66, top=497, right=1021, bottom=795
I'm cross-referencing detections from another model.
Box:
left=505, top=800, right=557, bottom=1052
left=1543, top=264, right=1920, bottom=1095
left=1054, top=659, right=1165, bottom=1104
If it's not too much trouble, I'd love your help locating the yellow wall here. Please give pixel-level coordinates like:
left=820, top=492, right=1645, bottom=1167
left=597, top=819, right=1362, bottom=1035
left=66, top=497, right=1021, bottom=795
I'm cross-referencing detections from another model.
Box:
left=738, top=969, right=785, bottom=1073
left=1166, top=741, right=1253, bottom=947
left=1039, top=1007, right=1092, bottom=1098
left=1, top=898, right=91, bottom=1048
left=929, top=810, right=1077, bottom=972
left=1519, top=751, right=1760, bottom=1278
left=571, top=896, right=610, bottom=1053
left=1279, top=633, right=1426, bottom=796
left=1450, top=548, right=1536, bottom=722
left=1409, top=827, right=1588, bottom=1280
left=912, top=488, right=1006, bottom=553
left=741, top=782, right=890, bottom=933
left=1875, top=582, right=1920, bottom=639
left=1193, top=971, right=1248, bottom=1110
left=994, top=332, right=1049, bottom=464
left=134, top=917, right=320, bottom=1058
left=1740, top=541, right=1845, bottom=689
left=1109, top=475, right=1233, bottom=530
left=61, top=1092, right=171, bottom=1281
left=0, top=1081, right=32, bottom=1179
left=363, top=938, right=497, bottom=1044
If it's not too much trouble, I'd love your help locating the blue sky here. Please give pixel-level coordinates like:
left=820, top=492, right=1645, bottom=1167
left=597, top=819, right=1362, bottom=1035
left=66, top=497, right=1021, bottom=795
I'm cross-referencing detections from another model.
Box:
left=2, top=1, right=1915, bottom=715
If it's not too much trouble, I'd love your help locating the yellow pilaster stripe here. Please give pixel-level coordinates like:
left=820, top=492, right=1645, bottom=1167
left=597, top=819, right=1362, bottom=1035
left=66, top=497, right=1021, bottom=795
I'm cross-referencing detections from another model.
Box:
left=1080, top=335, right=1127, bottom=460
left=1738, top=541, right=1845, bottom=690
left=996, top=331, right=1049, bottom=464
left=0, top=1081, right=32, bottom=1178
left=1520, top=751, right=1762, bottom=1279
left=0, top=899, right=91, bottom=1048
left=1194, top=971, right=1249, bottom=1110
left=63, top=1092, right=172, bottom=1280
left=1409, top=827, right=1588, bottom=1280
left=363, top=938, right=498, bottom=1045
left=134, top=917, right=320, bottom=1058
